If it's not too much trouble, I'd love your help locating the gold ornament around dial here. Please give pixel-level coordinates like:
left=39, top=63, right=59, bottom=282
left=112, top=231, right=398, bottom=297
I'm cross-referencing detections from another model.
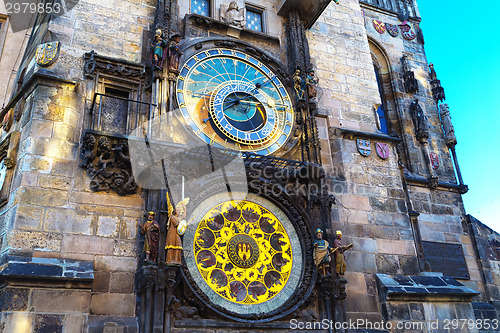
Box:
left=176, top=48, right=295, bottom=155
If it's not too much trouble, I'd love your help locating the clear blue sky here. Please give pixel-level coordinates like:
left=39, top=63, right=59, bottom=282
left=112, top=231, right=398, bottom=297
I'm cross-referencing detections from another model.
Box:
left=418, top=1, right=500, bottom=233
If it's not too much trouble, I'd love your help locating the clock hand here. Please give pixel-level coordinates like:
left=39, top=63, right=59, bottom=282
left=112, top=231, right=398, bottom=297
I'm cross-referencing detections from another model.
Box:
left=255, top=75, right=277, bottom=90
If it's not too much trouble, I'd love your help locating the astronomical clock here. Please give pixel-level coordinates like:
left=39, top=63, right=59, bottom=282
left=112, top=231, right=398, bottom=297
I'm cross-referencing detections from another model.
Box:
left=176, top=47, right=295, bottom=156
left=168, top=40, right=320, bottom=323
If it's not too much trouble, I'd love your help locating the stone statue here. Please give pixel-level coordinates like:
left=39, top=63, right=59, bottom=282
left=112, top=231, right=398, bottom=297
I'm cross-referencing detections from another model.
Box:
left=292, top=68, right=305, bottom=101
left=166, top=198, right=190, bottom=266
left=140, top=211, right=160, bottom=264
left=428, top=63, right=437, bottom=81
left=439, top=103, right=457, bottom=147
left=168, top=34, right=183, bottom=73
left=221, top=1, right=245, bottom=29
left=333, top=230, right=352, bottom=276
left=429, top=63, right=446, bottom=103
left=151, top=29, right=167, bottom=70
left=410, top=98, right=429, bottom=142
left=402, top=55, right=418, bottom=93
left=313, top=229, right=334, bottom=276
left=306, top=69, right=319, bottom=102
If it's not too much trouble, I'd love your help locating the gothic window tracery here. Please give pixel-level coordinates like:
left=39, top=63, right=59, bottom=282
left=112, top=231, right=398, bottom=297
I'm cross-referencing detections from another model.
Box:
left=369, top=39, right=399, bottom=137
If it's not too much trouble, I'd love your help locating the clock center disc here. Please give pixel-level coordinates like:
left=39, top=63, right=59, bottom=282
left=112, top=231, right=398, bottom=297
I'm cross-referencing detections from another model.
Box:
left=227, top=234, right=260, bottom=268
left=222, top=92, right=266, bottom=131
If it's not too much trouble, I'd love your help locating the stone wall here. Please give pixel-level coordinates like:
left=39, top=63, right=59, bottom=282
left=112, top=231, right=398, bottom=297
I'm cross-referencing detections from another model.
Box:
left=309, top=1, right=380, bottom=133
left=0, top=1, right=159, bottom=331
left=468, top=215, right=500, bottom=312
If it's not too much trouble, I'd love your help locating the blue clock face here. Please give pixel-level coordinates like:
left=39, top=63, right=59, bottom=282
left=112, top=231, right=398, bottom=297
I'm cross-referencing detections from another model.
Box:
left=176, top=48, right=294, bottom=155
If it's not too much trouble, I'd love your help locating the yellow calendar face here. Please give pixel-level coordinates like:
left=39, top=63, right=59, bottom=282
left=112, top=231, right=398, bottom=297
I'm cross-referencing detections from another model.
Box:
left=183, top=193, right=304, bottom=318
left=193, top=200, right=293, bottom=304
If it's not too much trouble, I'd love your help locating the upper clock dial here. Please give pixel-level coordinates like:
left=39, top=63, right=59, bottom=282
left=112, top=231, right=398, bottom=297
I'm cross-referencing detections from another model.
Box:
left=176, top=48, right=294, bottom=155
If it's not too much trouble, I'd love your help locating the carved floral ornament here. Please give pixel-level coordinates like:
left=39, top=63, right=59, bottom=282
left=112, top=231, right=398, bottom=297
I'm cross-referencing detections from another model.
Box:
left=79, top=132, right=138, bottom=195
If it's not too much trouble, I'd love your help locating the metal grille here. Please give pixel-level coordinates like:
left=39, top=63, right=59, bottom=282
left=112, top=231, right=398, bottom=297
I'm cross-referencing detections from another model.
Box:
left=89, top=93, right=153, bottom=136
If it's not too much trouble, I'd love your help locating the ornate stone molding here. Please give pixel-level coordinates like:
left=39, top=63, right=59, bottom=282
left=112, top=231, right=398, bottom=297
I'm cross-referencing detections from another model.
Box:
left=79, top=131, right=138, bottom=195
left=83, top=51, right=147, bottom=80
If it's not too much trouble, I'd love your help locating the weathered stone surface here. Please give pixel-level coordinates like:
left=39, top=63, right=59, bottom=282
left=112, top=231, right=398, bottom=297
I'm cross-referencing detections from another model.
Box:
left=120, top=217, right=138, bottom=240
left=113, top=240, right=137, bottom=257
left=409, top=303, right=425, bottom=321
left=90, top=293, right=136, bottom=316
left=1, top=312, right=34, bottom=332
left=63, top=315, right=86, bottom=333
left=347, top=252, right=376, bottom=273
left=45, top=209, right=93, bottom=235
left=97, top=216, right=120, bottom=237
left=87, top=315, right=138, bottom=333
left=94, top=256, right=138, bottom=272
left=38, top=175, right=72, bottom=191
left=93, top=271, right=111, bottom=293
left=345, top=294, right=379, bottom=313
left=34, top=314, right=64, bottom=333
left=109, top=272, right=135, bottom=293
left=376, top=254, right=400, bottom=274
left=351, top=237, right=377, bottom=253
left=62, top=235, right=114, bottom=255
left=51, top=159, right=77, bottom=178
left=0, top=287, right=29, bottom=311
left=399, top=256, right=420, bottom=275
left=31, top=289, right=91, bottom=313
left=70, top=192, right=143, bottom=208
left=14, top=205, right=44, bottom=230
left=18, top=187, right=68, bottom=207
left=385, top=302, right=411, bottom=321
left=7, top=230, right=62, bottom=252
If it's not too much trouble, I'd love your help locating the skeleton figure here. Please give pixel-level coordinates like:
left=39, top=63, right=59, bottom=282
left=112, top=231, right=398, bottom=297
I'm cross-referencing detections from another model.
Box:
left=293, top=68, right=305, bottom=101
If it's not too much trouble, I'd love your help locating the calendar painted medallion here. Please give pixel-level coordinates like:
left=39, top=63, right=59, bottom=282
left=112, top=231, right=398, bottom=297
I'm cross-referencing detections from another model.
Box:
left=176, top=48, right=295, bottom=155
left=183, top=192, right=304, bottom=318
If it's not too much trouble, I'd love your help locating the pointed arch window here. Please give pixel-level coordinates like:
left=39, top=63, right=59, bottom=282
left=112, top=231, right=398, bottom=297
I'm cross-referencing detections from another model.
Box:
left=374, top=65, right=389, bottom=135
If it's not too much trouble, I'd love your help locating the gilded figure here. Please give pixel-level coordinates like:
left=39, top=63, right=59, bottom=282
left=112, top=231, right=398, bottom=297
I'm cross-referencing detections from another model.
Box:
left=313, top=229, right=334, bottom=276
left=166, top=198, right=190, bottom=266
left=333, top=230, right=353, bottom=275
left=151, top=29, right=168, bottom=70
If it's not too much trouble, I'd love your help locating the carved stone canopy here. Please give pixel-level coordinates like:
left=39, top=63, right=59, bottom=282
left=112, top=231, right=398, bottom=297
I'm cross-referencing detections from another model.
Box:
left=278, top=0, right=333, bottom=29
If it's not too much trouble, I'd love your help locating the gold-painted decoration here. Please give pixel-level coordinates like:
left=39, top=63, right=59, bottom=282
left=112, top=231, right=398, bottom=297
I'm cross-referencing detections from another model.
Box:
left=193, top=200, right=293, bottom=305
left=36, top=41, right=61, bottom=67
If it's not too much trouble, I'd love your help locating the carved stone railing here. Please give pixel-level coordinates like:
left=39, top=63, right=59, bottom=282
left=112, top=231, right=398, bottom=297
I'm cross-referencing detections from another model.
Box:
left=360, top=0, right=418, bottom=19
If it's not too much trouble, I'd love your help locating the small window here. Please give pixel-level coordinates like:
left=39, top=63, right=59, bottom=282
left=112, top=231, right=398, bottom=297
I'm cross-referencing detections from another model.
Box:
left=246, top=6, right=264, bottom=32
left=191, top=0, right=210, bottom=17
